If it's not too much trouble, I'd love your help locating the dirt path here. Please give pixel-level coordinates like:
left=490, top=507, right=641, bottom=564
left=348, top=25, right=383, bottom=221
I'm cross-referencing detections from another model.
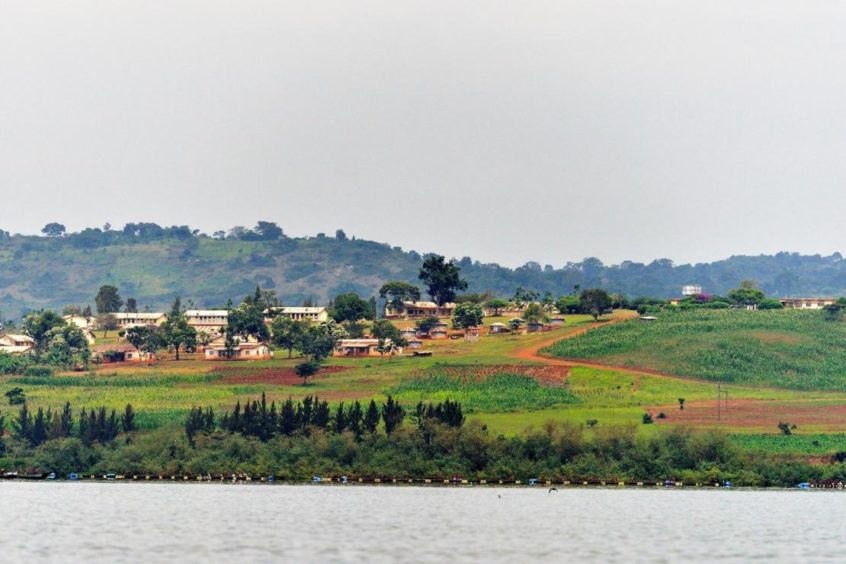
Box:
left=507, top=311, right=711, bottom=383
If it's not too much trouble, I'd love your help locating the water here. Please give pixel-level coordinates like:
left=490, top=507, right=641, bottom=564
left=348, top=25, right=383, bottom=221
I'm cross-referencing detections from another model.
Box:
left=1, top=483, right=844, bottom=563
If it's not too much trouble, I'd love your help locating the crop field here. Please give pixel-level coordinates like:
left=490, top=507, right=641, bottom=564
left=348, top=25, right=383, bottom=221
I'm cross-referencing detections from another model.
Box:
left=544, top=309, right=846, bottom=390
left=6, top=309, right=846, bottom=456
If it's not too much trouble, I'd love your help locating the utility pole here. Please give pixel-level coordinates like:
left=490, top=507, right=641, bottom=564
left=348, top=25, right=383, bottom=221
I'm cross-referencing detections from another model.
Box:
left=717, top=384, right=721, bottom=422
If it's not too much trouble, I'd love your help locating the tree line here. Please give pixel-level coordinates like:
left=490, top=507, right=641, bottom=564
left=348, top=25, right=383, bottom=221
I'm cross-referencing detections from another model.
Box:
left=4, top=402, right=137, bottom=449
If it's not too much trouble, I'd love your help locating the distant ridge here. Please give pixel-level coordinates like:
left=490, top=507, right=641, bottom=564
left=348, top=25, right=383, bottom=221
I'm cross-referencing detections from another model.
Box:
left=0, top=225, right=843, bottom=317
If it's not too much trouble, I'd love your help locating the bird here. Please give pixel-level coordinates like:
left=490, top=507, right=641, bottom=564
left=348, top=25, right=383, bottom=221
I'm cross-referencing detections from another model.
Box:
left=548, top=487, right=558, bottom=494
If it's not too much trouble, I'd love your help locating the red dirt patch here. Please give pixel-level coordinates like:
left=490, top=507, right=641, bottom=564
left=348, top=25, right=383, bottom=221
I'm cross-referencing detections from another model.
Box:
left=216, top=365, right=350, bottom=385
left=648, top=399, right=846, bottom=431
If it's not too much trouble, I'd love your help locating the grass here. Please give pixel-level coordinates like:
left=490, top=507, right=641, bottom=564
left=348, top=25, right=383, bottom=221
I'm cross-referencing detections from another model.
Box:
left=545, top=309, right=846, bottom=390
left=390, top=370, right=580, bottom=412
left=5, top=310, right=846, bottom=455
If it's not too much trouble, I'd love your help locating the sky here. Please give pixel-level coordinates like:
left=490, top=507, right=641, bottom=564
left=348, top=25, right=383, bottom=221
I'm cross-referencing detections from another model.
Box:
left=1, top=1, right=845, bottom=268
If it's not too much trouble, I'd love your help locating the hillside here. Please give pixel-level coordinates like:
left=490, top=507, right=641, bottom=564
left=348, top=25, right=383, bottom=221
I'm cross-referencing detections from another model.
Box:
left=2, top=225, right=846, bottom=317
left=545, top=309, right=846, bottom=391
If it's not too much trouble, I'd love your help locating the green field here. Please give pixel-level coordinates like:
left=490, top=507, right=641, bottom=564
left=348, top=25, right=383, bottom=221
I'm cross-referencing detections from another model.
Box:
left=545, top=309, right=846, bottom=390
left=6, top=309, right=846, bottom=464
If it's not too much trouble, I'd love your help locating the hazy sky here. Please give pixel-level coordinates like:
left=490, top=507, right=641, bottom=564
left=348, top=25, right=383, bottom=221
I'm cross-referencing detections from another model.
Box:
left=1, top=1, right=845, bottom=268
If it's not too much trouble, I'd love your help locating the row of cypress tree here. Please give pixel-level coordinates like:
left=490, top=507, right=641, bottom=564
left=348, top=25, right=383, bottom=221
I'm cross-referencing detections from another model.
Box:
left=10, top=402, right=137, bottom=447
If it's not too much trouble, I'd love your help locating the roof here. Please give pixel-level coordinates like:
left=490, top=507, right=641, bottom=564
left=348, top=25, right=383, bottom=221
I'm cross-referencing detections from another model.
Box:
left=490, top=322, right=506, bottom=327
left=113, top=312, right=165, bottom=320
left=265, top=307, right=327, bottom=314
left=398, top=301, right=456, bottom=309
left=185, top=310, right=229, bottom=317
left=338, top=339, right=390, bottom=347
left=0, top=334, right=35, bottom=344
left=207, top=341, right=268, bottom=350
left=92, top=344, right=139, bottom=353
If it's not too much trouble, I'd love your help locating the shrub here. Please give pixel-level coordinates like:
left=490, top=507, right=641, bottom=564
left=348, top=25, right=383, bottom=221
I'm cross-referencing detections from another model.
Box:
left=642, top=412, right=654, bottom=424
left=295, top=360, right=321, bottom=384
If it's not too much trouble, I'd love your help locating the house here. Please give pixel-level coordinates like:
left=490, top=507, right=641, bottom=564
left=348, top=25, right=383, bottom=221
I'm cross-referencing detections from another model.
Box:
left=681, top=285, right=703, bottom=296
left=406, top=338, right=424, bottom=350
left=0, top=334, right=35, bottom=355
left=92, top=344, right=153, bottom=363
left=185, top=310, right=229, bottom=335
left=464, top=327, right=481, bottom=342
left=63, top=314, right=96, bottom=330
left=399, top=328, right=418, bottom=341
left=203, top=335, right=272, bottom=360
left=779, top=298, right=837, bottom=310
left=428, top=322, right=449, bottom=340
left=384, top=301, right=456, bottom=319
left=549, top=317, right=565, bottom=326
left=264, top=307, right=329, bottom=323
left=489, top=322, right=508, bottom=334
left=334, top=338, right=400, bottom=357
left=527, top=322, right=552, bottom=333
left=113, top=312, right=167, bottom=329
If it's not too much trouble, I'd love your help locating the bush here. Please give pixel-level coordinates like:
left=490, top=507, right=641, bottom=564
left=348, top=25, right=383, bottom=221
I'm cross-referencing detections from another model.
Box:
left=295, top=361, right=321, bottom=383
left=642, top=412, right=654, bottom=424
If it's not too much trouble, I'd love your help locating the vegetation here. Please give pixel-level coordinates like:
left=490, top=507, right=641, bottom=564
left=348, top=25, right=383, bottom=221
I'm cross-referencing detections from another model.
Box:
left=418, top=254, right=468, bottom=306
left=547, top=309, right=846, bottom=390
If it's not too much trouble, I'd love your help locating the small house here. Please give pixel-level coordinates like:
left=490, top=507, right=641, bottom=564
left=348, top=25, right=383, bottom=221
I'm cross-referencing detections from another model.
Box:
left=0, top=334, right=35, bottom=355
left=399, top=328, right=418, bottom=341
left=384, top=301, right=456, bottom=319
left=464, top=327, right=481, bottom=342
left=489, top=322, right=507, bottom=334
left=526, top=322, right=549, bottom=333
left=92, top=344, right=153, bottom=363
left=428, top=323, right=449, bottom=340
left=203, top=335, right=271, bottom=360
left=334, top=338, right=400, bottom=357
left=406, top=338, right=424, bottom=350
left=113, top=312, right=167, bottom=329
left=63, top=314, right=96, bottom=330
left=549, top=317, right=565, bottom=326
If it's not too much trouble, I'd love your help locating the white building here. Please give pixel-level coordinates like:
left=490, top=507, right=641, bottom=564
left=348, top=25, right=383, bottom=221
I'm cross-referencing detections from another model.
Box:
left=265, top=307, right=329, bottom=323
left=113, top=312, right=167, bottom=329
left=681, top=285, right=703, bottom=296
left=185, top=310, right=229, bottom=335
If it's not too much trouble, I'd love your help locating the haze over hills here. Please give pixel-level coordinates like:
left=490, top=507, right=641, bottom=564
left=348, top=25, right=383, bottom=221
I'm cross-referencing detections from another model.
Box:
left=1, top=223, right=845, bottom=319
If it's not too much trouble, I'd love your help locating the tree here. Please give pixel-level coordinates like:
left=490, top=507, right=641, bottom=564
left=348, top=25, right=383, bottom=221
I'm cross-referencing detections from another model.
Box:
left=95, top=285, right=123, bottom=314
left=579, top=289, right=613, bottom=321
left=382, top=395, right=405, bottom=435
left=330, top=293, right=373, bottom=322
left=484, top=298, right=509, bottom=316
left=125, top=298, right=138, bottom=313
left=122, top=404, right=137, bottom=432
left=125, top=325, right=161, bottom=356
left=97, top=313, right=118, bottom=338
left=452, top=302, right=485, bottom=329
left=556, top=295, right=582, bottom=314
left=513, top=286, right=540, bottom=305
left=521, top=303, right=548, bottom=325
left=415, top=316, right=440, bottom=335
left=226, top=301, right=270, bottom=342
left=379, top=281, right=421, bottom=309
left=727, top=280, right=765, bottom=307
left=295, top=360, right=320, bottom=384
left=418, top=255, right=468, bottom=306
left=41, top=223, right=66, bottom=237
left=300, top=322, right=344, bottom=363
left=161, top=297, right=197, bottom=361
left=43, top=324, right=91, bottom=368
left=335, top=229, right=348, bottom=241
left=271, top=316, right=308, bottom=358
left=254, top=221, right=285, bottom=240
left=4, top=387, right=25, bottom=405
left=22, top=310, right=66, bottom=356
left=678, top=398, right=685, bottom=411
left=364, top=400, right=380, bottom=434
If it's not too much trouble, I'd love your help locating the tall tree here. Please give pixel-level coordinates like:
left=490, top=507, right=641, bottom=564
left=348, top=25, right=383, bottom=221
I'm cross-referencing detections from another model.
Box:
left=124, top=298, right=138, bottom=313
left=521, top=303, right=548, bottom=325
left=379, top=281, right=421, bottom=308
left=95, top=285, right=123, bottom=314
left=484, top=298, right=509, bottom=316
left=364, top=400, right=380, bottom=434
left=451, top=302, right=485, bottom=329
left=97, top=313, right=118, bottom=338
left=579, top=289, right=613, bottom=321
left=381, top=396, right=405, bottom=435
left=330, top=293, right=373, bottom=323
left=271, top=316, right=308, bottom=358
left=161, top=296, right=197, bottom=361
left=41, top=223, right=66, bottom=237
left=22, top=310, right=66, bottom=357
left=418, top=255, right=468, bottom=306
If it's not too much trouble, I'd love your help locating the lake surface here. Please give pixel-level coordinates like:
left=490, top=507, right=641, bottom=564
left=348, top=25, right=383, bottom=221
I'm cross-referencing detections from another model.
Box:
left=1, top=483, right=844, bottom=562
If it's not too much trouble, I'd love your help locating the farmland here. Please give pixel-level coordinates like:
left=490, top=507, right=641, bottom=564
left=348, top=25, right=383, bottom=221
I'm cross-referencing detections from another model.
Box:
left=5, top=308, right=846, bottom=469
left=545, top=309, right=846, bottom=390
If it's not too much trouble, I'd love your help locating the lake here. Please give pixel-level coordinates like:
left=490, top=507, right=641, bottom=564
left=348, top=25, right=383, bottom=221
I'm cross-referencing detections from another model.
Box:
left=1, top=483, right=843, bottom=562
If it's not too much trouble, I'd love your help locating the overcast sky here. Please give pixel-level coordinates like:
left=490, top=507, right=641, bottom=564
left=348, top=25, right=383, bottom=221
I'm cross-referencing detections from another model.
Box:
left=1, top=1, right=844, bottom=268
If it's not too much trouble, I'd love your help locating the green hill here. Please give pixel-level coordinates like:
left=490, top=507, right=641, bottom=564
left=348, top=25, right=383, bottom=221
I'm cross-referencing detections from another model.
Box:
left=545, top=309, right=846, bottom=390
left=3, top=223, right=846, bottom=319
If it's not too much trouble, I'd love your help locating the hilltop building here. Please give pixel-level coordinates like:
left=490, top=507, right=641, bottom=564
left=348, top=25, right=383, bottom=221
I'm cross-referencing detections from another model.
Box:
left=113, top=312, right=167, bottom=329
left=264, top=307, right=329, bottom=323
left=779, top=297, right=837, bottom=310
left=681, top=285, right=703, bottom=296
left=185, top=310, right=228, bottom=335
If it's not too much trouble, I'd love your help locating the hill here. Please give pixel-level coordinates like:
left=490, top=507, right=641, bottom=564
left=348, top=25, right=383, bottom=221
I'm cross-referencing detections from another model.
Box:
left=545, top=309, right=846, bottom=391
left=2, top=223, right=846, bottom=317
